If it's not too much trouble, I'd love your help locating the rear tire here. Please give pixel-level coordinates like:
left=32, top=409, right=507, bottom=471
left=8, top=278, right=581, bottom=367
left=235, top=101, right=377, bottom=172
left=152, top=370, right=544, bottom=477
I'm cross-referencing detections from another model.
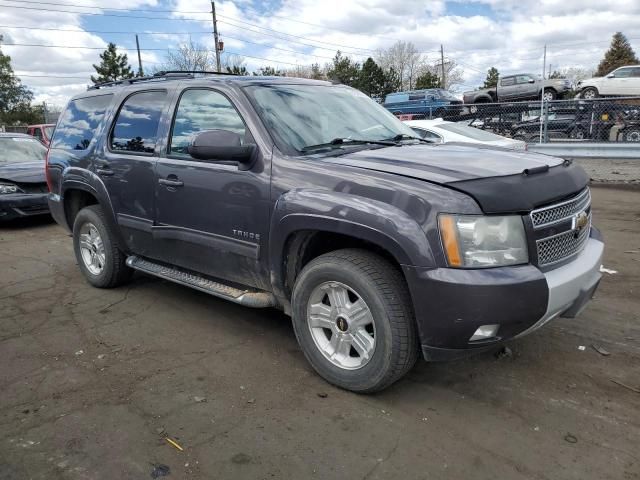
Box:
left=291, top=249, right=418, bottom=393
left=622, top=127, right=640, bottom=142
left=73, top=205, right=132, bottom=288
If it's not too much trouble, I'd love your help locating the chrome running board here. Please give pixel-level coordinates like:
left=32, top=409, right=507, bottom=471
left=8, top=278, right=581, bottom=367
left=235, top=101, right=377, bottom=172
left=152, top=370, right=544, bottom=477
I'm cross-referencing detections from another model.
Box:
left=126, top=256, right=276, bottom=308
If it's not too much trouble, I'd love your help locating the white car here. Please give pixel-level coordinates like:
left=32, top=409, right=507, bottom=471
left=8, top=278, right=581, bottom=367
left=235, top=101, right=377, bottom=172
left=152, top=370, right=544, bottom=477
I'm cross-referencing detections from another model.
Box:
left=578, top=65, right=640, bottom=99
left=404, top=119, right=527, bottom=150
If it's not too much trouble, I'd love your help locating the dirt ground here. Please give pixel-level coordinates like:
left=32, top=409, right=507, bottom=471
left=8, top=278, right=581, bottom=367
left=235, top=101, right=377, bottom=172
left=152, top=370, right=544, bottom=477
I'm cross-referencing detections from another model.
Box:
left=1, top=186, right=639, bottom=480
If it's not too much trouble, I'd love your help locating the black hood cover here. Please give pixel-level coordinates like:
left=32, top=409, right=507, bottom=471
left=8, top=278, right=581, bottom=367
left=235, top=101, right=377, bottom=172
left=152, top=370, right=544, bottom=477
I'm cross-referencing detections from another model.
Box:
left=322, top=143, right=588, bottom=213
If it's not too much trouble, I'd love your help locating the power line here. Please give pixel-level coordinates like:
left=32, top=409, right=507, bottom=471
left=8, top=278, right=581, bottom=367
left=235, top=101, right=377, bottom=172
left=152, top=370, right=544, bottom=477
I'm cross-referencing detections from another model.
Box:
left=1, top=42, right=174, bottom=51
left=0, top=24, right=212, bottom=36
left=0, top=0, right=209, bottom=15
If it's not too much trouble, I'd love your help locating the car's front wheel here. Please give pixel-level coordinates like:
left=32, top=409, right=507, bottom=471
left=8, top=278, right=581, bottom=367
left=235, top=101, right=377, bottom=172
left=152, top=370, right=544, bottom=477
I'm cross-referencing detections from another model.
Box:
left=622, top=126, right=640, bottom=142
left=582, top=87, right=599, bottom=99
left=292, top=249, right=418, bottom=393
left=73, top=205, right=132, bottom=288
left=542, top=89, right=557, bottom=102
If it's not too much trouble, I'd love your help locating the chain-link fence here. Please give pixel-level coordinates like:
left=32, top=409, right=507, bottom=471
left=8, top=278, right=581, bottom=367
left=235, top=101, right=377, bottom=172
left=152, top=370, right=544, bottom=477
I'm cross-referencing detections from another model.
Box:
left=392, top=96, right=640, bottom=144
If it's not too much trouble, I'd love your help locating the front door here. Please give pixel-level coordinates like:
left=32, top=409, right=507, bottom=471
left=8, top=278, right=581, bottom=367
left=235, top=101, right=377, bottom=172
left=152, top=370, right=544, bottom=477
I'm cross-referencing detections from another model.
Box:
left=101, top=90, right=169, bottom=256
left=153, top=88, right=271, bottom=290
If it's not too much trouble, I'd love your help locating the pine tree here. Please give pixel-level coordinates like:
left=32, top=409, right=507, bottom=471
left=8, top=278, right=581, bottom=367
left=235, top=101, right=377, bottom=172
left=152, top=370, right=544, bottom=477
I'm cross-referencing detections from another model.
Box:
left=91, top=43, right=134, bottom=84
left=326, top=51, right=360, bottom=87
left=357, top=58, right=386, bottom=96
left=483, top=67, right=500, bottom=88
left=415, top=71, right=441, bottom=89
left=595, top=32, right=639, bottom=76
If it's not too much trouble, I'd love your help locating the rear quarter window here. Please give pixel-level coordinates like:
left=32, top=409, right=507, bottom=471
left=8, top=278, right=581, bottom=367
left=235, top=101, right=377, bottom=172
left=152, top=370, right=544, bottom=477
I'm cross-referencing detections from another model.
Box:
left=51, top=95, right=113, bottom=150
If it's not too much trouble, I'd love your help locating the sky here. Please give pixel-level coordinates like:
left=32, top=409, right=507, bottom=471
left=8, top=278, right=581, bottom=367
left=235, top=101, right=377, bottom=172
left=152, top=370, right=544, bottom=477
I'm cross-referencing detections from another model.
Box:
left=1, top=0, right=639, bottom=108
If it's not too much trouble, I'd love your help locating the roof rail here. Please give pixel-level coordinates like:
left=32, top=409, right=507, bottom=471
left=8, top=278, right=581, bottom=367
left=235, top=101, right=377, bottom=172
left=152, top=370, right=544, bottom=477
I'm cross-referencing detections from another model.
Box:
left=88, top=70, right=237, bottom=90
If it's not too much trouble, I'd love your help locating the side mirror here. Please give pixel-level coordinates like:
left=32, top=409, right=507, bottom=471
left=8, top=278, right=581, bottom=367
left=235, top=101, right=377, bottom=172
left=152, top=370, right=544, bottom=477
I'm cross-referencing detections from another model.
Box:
left=607, top=73, right=615, bottom=78
left=528, top=78, right=535, bottom=83
left=187, top=130, right=256, bottom=170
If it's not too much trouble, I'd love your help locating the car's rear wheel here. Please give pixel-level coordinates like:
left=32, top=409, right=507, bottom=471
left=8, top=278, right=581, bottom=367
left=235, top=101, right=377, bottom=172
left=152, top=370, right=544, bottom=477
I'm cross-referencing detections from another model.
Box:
left=291, top=249, right=418, bottom=393
left=582, top=87, right=598, bottom=99
left=570, top=127, right=586, bottom=140
left=73, top=205, right=132, bottom=288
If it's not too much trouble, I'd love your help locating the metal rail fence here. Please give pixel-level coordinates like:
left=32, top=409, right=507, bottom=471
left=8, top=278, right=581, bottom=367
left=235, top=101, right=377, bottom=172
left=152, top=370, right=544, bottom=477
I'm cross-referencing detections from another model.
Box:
left=396, top=96, right=640, bottom=144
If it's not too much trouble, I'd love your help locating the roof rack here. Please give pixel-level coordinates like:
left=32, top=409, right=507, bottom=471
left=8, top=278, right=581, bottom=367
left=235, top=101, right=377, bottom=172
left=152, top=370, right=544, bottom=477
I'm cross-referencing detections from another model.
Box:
left=88, top=70, right=237, bottom=90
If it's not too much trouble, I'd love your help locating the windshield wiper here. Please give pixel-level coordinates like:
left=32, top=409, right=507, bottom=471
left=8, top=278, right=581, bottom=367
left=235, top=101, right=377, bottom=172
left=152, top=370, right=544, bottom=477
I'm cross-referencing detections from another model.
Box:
left=301, top=137, right=396, bottom=152
left=386, top=133, right=433, bottom=144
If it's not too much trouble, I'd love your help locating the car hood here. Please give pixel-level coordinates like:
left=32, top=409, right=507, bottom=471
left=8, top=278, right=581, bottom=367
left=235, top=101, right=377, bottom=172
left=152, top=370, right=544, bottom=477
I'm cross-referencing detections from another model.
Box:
left=0, top=161, right=46, bottom=184
left=323, top=143, right=562, bottom=183
left=321, top=143, right=589, bottom=213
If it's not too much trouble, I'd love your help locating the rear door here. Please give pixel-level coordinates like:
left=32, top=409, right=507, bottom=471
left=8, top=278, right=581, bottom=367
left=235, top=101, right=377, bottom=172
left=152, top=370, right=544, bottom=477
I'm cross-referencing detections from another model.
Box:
left=153, top=86, right=272, bottom=289
left=629, top=67, right=640, bottom=95
left=499, top=76, right=517, bottom=100
left=100, top=89, right=171, bottom=256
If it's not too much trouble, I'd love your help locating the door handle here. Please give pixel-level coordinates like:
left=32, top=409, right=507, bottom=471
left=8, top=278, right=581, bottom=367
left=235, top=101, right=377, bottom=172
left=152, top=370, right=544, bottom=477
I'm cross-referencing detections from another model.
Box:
left=159, top=178, right=184, bottom=187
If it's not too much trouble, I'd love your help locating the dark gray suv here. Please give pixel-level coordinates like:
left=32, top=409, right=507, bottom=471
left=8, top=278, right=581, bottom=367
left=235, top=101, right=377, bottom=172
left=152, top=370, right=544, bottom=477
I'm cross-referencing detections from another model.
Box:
left=46, top=72, right=604, bottom=392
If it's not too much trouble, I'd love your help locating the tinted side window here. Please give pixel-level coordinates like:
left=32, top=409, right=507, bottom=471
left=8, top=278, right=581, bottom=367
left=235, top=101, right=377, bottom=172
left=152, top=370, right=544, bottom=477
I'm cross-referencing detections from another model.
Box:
left=51, top=95, right=112, bottom=150
left=500, top=77, right=515, bottom=86
left=630, top=67, right=640, bottom=78
left=408, top=94, right=425, bottom=101
left=516, top=75, right=533, bottom=84
left=111, top=91, right=167, bottom=154
left=170, top=89, right=248, bottom=156
left=33, top=128, right=43, bottom=141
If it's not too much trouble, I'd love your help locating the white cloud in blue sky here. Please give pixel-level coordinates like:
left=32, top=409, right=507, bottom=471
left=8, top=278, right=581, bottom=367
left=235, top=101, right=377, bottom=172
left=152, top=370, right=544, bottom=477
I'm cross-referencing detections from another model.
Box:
left=0, top=0, right=639, bottom=106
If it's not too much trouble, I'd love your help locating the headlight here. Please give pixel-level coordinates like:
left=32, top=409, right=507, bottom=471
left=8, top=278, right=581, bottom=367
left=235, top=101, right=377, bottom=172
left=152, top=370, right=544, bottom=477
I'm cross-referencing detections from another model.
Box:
left=0, top=184, right=19, bottom=194
left=439, top=214, right=528, bottom=268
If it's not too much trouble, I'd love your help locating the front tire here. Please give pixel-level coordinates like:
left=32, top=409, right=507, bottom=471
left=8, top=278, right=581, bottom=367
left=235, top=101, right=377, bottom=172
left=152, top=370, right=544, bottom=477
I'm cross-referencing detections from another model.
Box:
left=292, top=249, right=418, bottom=393
left=582, top=87, right=598, bottom=99
left=542, top=89, right=557, bottom=101
left=73, top=205, right=132, bottom=288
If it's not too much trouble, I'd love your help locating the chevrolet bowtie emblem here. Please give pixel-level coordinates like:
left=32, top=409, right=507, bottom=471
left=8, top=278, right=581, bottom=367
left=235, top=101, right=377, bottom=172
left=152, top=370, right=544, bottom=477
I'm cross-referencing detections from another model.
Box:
left=573, top=211, right=589, bottom=231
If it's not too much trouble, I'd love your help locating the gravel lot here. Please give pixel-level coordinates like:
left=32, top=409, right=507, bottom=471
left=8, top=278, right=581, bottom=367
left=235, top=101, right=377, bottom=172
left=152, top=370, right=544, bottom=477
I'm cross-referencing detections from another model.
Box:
left=1, top=186, right=639, bottom=480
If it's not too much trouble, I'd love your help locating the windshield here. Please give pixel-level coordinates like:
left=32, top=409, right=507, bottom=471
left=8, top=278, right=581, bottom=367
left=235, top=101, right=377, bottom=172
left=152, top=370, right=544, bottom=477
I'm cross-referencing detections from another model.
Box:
left=245, top=84, right=418, bottom=154
left=437, top=123, right=510, bottom=141
left=0, top=136, right=47, bottom=164
left=44, top=126, right=55, bottom=139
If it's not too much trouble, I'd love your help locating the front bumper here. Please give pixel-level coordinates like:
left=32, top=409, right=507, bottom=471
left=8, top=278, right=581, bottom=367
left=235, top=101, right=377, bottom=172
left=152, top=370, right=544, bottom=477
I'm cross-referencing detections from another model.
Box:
left=404, top=230, right=604, bottom=361
left=0, top=193, right=50, bottom=221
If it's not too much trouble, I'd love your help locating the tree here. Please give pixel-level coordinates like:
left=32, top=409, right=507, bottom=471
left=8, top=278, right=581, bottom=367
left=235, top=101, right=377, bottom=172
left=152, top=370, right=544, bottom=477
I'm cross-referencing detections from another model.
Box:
left=253, top=66, right=285, bottom=76
left=326, top=51, right=360, bottom=87
left=595, top=32, right=639, bottom=76
left=161, top=39, right=215, bottom=72
left=356, top=57, right=386, bottom=97
left=226, top=65, right=248, bottom=75
left=91, top=42, right=134, bottom=84
left=415, top=71, right=441, bottom=89
left=483, top=67, right=499, bottom=88
left=376, top=41, right=424, bottom=91
left=0, top=38, right=39, bottom=124
left=380, top=68, right=401, bottom=97
left=549, top=70, right=565, bottom=79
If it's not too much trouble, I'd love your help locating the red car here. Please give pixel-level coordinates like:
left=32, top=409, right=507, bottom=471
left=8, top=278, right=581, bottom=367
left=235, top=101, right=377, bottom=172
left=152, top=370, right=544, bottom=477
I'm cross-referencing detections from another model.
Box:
left=26, top=124, right=55, bottom=146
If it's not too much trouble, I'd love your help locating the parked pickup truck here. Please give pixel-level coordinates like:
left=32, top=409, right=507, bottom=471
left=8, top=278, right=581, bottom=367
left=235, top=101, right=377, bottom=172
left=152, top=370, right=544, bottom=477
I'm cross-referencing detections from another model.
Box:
left=463, top=74, right=572, bottom=103
left=47, top=72, right=604, bottom=392
left=383, top=88, right=463, bottom=118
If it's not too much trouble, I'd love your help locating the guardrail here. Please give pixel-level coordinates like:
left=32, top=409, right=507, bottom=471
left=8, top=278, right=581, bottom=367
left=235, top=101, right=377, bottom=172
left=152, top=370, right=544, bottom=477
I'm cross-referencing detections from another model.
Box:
left=528, top=143, right=640, bottom=159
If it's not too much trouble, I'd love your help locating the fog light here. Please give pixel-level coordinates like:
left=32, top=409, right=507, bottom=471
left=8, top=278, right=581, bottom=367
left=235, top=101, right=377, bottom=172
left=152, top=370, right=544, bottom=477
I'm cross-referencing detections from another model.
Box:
left=469, top=324, right=500, bottom=342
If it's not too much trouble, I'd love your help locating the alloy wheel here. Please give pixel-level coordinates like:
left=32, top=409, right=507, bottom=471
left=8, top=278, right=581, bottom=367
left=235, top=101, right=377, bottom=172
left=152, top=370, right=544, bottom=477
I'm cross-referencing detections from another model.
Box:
left=79, top=222, right=106, bottom=275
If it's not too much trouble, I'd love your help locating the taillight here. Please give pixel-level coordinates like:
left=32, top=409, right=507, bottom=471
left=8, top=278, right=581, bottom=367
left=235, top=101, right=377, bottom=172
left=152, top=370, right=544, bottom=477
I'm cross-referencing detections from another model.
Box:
left=45, top=148, right=53, bottom=192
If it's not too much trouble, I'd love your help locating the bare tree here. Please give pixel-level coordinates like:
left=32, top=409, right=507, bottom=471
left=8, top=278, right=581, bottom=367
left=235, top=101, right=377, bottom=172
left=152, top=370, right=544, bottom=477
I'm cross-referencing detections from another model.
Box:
left=376, top=41, right=424, bottom=91
left=161, top=39, right=215, bottom=71
left=222, top=53, right=246, bottom=72
left=415, top=59, right=464, bottom=91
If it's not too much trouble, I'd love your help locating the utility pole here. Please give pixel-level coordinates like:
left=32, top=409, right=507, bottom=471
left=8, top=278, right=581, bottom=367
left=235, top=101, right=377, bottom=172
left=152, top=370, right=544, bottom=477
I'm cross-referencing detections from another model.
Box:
left=135, top=34, right=144, bottom=77
left=211, top=1, right=221, bottom=72
left=440, top=44, right=446, bottom=90
left=539, top=45, right=547, bottom=143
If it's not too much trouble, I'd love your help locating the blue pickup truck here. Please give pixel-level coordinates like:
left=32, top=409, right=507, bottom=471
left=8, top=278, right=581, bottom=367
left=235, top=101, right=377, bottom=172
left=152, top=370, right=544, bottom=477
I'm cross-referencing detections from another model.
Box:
left=383, top=89, right=463, bottom=118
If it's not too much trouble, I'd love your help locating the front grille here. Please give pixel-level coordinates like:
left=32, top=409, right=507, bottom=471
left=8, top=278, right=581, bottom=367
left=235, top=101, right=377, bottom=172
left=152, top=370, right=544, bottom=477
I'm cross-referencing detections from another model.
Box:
left=17, top=183, right=48, bottom=194
left=536, top=215, right=591, bottom=266
left=530, top=188, right=590, bottom=228
left=530, top=188, right=591, bottom=267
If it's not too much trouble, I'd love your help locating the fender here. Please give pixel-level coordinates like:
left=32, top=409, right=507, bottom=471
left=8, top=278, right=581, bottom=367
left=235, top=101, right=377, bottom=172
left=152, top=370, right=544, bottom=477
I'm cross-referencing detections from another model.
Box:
left=60, top=168, right=128, bottom=251
left=268, top=189, right=436, bottom=301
